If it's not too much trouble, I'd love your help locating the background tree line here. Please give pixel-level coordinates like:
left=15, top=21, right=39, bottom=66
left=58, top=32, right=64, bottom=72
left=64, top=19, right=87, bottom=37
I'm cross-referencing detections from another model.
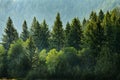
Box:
left=0, top=8, right=120, bottom=80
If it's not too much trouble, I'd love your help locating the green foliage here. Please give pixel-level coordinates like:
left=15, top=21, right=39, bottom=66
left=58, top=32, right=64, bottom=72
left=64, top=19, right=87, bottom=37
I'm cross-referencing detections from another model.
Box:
left=2, top=17, right=19, bottom=50
left=39, top=49, right=47, bottom=62
left=1, top=8, right=120, bottom=79
left=30, top=17, right=41, bottom=49
left=90, top=11, right=97, bottom=22
left=20, top=20, right=29, bottom=41
left=24, top=37, right=37, bottom=69
left=65, top=22, right=71, bottom=47
left=82, top=18, right=87, bottom=26
left=51, top=13, right=65, bottom=50
left=68, top=18, right=82, bottom=50
left=83, top=20, right=104, bottom=57
left=95, top=45, right=117, bottom=80
left=7, top=39, right=30, bottom=78
left=56, top=47, right=79, bottom=77
left=98, top=9, right=104, bottom=22
left=39, top=20, right=50, bottom=50
left=46, top=49, right=59, bottom=75
left=0, top=46, right=6, bottom=77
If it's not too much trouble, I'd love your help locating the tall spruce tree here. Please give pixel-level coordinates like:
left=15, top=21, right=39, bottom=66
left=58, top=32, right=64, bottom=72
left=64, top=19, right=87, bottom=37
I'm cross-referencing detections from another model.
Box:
left=103, top=11, right=114, bottom=53
left=68, top=18, right=82, bottom=50
left=65, top=22, right=71, bottom=47
left=114, top=17, right=120, bottom=54
left=98, top=9, right=104, bottom=22
left=83, top=11, right=105, bottom=58
left=82, top=18, right=87, bottom=26
left=40, top=20, right=50, bottom=50
left=2, top=17, right=18, bottom=50
left=20, top=20, right=29, bottom=41
left=1, top=17, right=18, bottom=77
left=51, top=13, right=65, bottom=50
left=25, top=37, right=37, bottom=69
left=90, top=11, right=97, bottom=22
left=110, top=10, right=120, bottom=54
left=30, top=17, right=41, bottom=50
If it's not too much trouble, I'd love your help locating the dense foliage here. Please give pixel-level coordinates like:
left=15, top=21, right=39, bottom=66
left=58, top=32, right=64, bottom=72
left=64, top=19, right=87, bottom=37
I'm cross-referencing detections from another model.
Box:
left=0, top=8, right=120, bottom=80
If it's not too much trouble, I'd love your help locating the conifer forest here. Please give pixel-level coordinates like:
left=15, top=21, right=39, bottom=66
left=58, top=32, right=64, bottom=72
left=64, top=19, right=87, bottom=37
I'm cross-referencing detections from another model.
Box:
left=1, top=0, right=120, bottom=80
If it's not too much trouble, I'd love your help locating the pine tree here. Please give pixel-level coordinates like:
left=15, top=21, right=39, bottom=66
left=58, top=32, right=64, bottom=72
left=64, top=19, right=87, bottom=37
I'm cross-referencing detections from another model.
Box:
left=20, top=20, right=29, bottom=41
left=68, top=18, right=82, bottom=50
left=103, top=11, right=114, bottom=52
left=90, top=11, right=97, bottom=22
left=40, top=20, right=50, bottom=50
left=82, top=18, right=87, bottom=26
left=2, top=17, right=18, bottom=50
left=110, top=10, right=120, bottom=54
left=51, top=13, right=65, bottom=50
left=65, top=22, right=71, bottom=47
left=114, top=17, right=120, bottom=54
left=25, top=37, right=37, bottom=69
left=30, top=17, right=41, bottom=50
left=30, top=17, right=37, bottom=36
left=98, top=9, right=104, bottom=22
left=83, top=13, right=104, bottom=57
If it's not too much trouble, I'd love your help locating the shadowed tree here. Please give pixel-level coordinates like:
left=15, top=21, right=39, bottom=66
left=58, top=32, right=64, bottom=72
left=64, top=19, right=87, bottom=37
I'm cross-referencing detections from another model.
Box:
left=39, top=20, right=50, bottom=50
left=2, top=17, right=18, bottom=50
left=68, top=18, right=82, bottom=50
left=51, top=13, right=65, bottom=50
left=20, top=20, right=29, bottom=41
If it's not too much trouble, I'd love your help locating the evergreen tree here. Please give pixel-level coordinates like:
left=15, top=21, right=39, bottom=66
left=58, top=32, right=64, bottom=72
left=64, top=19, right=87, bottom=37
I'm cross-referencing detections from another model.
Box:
left=25, top=37, right=38, bottom=69
left=90, top=11, right=97, bottom=22
left=98, top=9, right=104, bottom=22
left=20, top=20, right=29, bottom=41
left=65, top=22, right=71, bottom=47
left=114, top=17, right=120, bottom=54
left=110, top=10, right=120, bottom=54
left=51, top=13, right=65, bottom=50
left=30, top=17, right=41, bottom=50
left=30, top=17, right=37, bottom=36
left=2, top=17, right=18, bottom=50
left=40, top=20, right=50, bottom=50
left=103, top=11, right=114, bottom=52
left=82, top=18, right=87, bottom=26
left=83, top=20, right=104, bottom=57
left=68, top=18, right=82, bottom=50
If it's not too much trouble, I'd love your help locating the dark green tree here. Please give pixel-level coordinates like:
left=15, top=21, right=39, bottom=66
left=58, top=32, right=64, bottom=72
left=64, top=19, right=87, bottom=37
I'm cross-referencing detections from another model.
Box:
left=30, top=17, right=37, bottom=36
left=39, top=20, right=50, bottom=50
left=20, top=20, right=29, bottom=41
left=95, top=45, right=117, bottom=80
left=68, top=18, right=82, bottom=50
left=114, top=17, right=120, bottom=53
left=83, top=20, right=104, bottom=57
left=90, top=11, right=97, bottom=22
left=51, top=13, right=65, bottom=50
left=24, top=37, right=38, bottom=69
left=83, top=18, right=87, bottom=26
left=103, top=11, right=114, bottom=53
left=56, top=47, right=79, bottom=77
left=2, top=17, right=18, bottom=50
left=0, top=45, right=7, bottom=77
left=7, top=39, right=30, bottom=78
left=65, top=22, right=71, bottom=47
left=98, top=9, right=104, bottom=22
left=30, top=17, right=41, bottom=50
